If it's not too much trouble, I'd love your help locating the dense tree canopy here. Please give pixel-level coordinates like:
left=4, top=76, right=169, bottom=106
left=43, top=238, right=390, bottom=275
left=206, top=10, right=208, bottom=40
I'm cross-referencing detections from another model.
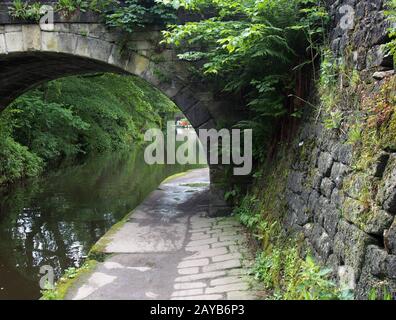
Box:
left=0, top=74, right=177, bottom=185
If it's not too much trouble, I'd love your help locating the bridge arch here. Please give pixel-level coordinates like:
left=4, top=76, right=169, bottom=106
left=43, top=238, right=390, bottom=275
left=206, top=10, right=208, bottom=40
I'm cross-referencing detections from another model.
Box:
left=0, top=23, right=220, bottom=130
left=0, top=21, right=243, bottom=215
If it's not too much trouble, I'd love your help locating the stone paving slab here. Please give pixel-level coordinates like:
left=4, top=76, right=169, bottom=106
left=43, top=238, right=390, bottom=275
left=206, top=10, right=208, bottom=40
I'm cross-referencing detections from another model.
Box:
left=64, top=168, right=259, bottom=300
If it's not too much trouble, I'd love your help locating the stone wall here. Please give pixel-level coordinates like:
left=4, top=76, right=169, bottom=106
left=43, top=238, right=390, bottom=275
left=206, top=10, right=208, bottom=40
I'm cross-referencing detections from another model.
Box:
left=282, top=0, right=396, bottom=299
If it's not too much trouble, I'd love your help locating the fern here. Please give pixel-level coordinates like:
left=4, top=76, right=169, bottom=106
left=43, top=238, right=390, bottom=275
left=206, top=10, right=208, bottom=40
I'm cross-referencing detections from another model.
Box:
left=163, top=0, right=329, bottom=160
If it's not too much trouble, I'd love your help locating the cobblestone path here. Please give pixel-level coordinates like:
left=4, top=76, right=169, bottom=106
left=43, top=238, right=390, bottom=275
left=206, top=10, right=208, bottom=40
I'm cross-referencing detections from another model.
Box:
left=65, top=169, right=260, bottom=300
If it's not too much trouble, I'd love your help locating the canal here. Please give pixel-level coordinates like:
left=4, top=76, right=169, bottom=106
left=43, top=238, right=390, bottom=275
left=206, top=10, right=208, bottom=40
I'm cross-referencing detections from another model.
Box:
left=0, top=145, right=202, bottom=299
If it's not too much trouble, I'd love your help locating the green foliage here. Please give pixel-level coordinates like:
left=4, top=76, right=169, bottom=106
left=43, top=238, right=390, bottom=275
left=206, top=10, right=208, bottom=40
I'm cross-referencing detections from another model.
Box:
left=234, top=147, right=342, bottom=300
left=163, top=0, right=329, bottom=160
left=56, top=0, right=89, bottom=14
left=350, top=76, right=396, bottom=171
left=386, top=0, right=396, bottom=64
left=368, top=286, right=394, bottom=300
left=41, top=260, right=97, bottom=300
left=0, top=111, right=43, bottom=185
left=318, top=49, right=340, bottom=112
left=347, top=124, right=362, bottom=145
left=104, top=0, right=178, bottom=31
left=42, top=74, right=177, bottom=154
left=323, top=110, right=343, bottom=130
left=9, top=94, right=90, bottom=162
left=318, top=49, right=363, bottom=135
left=9, top=0, right=43, bottom=21
left=0, top=74, right=177, bottom=185
left=0, top=136, right=43, bottom=186
left=9, top=0, right=176, bottom=30
left=236, top=192, right=341, bottom=300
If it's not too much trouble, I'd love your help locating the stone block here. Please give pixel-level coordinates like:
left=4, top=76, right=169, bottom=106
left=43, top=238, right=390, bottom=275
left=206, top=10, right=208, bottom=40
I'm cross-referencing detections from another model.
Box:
left=41, top=31, right=59, bottom=52
left=185, top=102, right=212, bottom=128
left=369, top=152, right=390, bottom=178
left=344, top=173, right=369, bottom=201
left=57, top=32, right=78, bottom=53
left=5, top=31, right=23, bottom=52
left=323, top=206, right=340, bottom=238
left=342, top=197, right=368, bottom=225
left=187, top=237, right=218, bottom=247
left=174, top=282, right=206, bottom=290
left=386, top=255, right=396, bottom=279
left=184, top=247, right=228, bottom=260
left=171, top=288, right=203, bottom=297
left=0, top=34, right=5, bottom=54
left=124, top=53, right=150, bottom=76
left=287, top=171, right=305, bottom=194
left=364, top=209, right=393, bottom=236
left=210, top=276, right=243, bottom=286
left=318, top=151, right=333, bottom=176
left=202, top=259, right=241, bottom=273
left=22, top=25, right=41, bottom=51
left=330, top=188, right=344, bottom=209
left=385, top=219, right=396, bottom=255
left=334, top=220, right=376, bottom=279
left=320, top=177, right=335, bottom=199
left=311, top=170, right=323, bottom=191
left=178, top=267, right=200, bottom=275
left=175, top=271, right=226, bottom=283
left=342, top=198, right=392, bottom=235
left=178, top=259, right=209, bottom=268
left=333, top=143, right=353, bottom=165
left=205, top=282, right=248, bottom=294
left=53, top=23, right=70, bottom=33
left=365, top=245, right=387, bottom=277
left=5, top=25, right=21, bottom=33
left=377, top=154, right=396, bottom=214
left=88, top=37, right=112, bottom=62
left=212, top=253, right=242, bottom=263
left=330, top=162, right=350, bottom=188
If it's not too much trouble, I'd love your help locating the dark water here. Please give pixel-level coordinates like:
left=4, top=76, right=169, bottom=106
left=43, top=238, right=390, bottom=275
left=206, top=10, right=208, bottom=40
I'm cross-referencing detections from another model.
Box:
left=0, top=147, right=200, bottom=299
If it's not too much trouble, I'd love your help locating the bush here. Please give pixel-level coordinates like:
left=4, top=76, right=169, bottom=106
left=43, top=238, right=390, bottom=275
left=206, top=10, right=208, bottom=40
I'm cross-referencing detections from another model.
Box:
left=0, top=136, right=43, bottom=185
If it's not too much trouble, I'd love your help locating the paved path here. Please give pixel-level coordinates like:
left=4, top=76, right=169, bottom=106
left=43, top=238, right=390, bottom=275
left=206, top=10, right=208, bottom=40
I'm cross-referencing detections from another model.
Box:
left=65, top=168, right=259, bottom=300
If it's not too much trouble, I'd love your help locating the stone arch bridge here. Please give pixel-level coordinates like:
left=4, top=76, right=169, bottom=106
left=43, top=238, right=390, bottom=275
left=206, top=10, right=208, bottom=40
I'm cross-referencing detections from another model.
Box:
left=0, top=2, right=247, bottom=215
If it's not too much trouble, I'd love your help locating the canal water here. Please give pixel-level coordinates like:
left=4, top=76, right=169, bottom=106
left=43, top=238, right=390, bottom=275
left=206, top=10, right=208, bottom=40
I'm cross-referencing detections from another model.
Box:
left=0, top=145, right=202, bottom=299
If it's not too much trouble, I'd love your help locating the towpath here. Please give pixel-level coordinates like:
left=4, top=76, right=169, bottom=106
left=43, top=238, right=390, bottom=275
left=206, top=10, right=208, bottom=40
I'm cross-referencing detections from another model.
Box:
left=65, top=168, right=260, bottom=300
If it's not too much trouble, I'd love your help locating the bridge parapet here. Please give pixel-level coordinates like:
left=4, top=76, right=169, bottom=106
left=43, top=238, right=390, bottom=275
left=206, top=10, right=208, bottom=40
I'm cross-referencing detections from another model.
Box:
left=0, top=1, right=206, bottom=25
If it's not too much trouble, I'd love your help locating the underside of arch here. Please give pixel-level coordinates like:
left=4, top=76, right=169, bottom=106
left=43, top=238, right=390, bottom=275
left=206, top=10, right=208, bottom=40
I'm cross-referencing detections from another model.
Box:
left=0, top=52, right=127, bottom=110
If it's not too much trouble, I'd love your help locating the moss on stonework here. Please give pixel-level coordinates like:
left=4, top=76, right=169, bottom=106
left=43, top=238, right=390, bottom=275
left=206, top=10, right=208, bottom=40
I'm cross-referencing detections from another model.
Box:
left=335, top=74, right=396, bottom=234
left=234, top=146, right=344, bottom=299
left=353, top=76, right=396, bottom=171
left=299, top=139, right=318, bottom=189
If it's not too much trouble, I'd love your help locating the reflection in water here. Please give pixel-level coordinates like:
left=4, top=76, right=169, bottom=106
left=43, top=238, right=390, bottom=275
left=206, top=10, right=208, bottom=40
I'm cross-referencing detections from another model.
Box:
left=0, top=146, right=203, bottom=299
